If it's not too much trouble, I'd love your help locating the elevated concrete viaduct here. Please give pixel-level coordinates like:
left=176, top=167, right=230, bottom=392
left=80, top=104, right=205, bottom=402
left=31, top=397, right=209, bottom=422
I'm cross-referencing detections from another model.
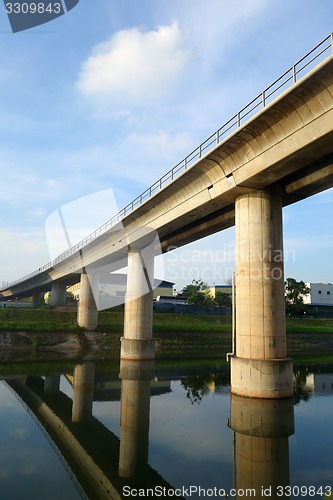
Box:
left=2, top=35, right=333, bottom=398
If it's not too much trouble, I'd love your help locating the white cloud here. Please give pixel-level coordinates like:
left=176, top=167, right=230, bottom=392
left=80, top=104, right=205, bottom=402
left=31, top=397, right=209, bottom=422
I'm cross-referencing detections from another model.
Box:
left=7, top=427, right=29, bottom=439
left=77, top=22, right=191, bottom=107
left=27, top=207, right=48, bottom=218
left=0, top=229, right=49, bottom=284
left=45, top=188, right=120, bottom=260
left=172, top=0, right=269, bottom=69
left=124, top=130, right=195, bottom=162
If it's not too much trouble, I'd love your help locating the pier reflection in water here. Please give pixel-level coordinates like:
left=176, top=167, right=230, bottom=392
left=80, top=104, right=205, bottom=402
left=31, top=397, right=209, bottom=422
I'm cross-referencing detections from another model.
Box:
left=230, top=396, right=294, bottom=499
left=0, top=359, right=332, bottom=499
left=118, top=360, right=153, bottom=480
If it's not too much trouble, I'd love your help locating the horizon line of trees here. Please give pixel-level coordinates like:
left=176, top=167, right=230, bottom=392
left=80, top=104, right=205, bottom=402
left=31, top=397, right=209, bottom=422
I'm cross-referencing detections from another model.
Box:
left=178, top=279, right=232, bottom=308
left=178, top=277, right=310, bottom=314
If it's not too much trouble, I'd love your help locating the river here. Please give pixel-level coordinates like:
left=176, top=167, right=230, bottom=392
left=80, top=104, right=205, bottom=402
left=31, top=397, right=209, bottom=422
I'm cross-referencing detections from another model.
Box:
left=0, top=354, right=332, bottom=499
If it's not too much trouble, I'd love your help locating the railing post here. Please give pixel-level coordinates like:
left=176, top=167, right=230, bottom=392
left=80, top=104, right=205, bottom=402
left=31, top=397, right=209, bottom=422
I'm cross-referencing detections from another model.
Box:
left=331, top=32, right=333, bottom=52
left=262, top=90, right=266, bottom=107
left=237, top=112, right=241, bottom=128
left=292, top=64, right=297, bottom=83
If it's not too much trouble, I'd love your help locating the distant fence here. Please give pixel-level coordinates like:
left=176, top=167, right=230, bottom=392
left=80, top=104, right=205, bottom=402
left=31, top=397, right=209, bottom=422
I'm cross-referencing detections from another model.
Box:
left=0, top=302, right=32, bottom=309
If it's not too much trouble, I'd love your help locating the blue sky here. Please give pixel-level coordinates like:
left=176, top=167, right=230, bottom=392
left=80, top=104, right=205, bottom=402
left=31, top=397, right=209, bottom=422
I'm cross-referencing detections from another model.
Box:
left=0, top=0, right=333, bottom=291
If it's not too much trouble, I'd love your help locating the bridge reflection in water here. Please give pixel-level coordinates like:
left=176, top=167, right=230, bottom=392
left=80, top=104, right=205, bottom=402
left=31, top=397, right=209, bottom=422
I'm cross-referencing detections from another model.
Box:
left=2, top=360, right=296, bottom=499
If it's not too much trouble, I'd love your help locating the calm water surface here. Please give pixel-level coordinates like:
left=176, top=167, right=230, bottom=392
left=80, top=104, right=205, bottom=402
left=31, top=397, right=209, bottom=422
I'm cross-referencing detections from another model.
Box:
left=0, top=356, right=332, bottom=499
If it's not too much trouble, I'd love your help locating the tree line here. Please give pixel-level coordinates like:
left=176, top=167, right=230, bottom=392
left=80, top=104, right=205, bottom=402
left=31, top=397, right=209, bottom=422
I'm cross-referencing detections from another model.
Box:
left=178, top=277, right=310, bottom=314
left=178, top=279, right=232, bottom=308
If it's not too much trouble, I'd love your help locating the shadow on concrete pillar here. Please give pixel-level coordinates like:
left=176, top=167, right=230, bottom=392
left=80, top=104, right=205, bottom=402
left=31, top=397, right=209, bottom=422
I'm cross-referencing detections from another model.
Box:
left=77, top=272, right=98, bottom=331
left=50, top=281, right=67, bottom=307
left=230, top=395, right=294, bottom=499
left=121, top=248, right=155, bottom=360
left=231, top=189, right=293, bottom=398
left=44, top=375, right=60, bottom=396
left=118, top=359, right=154, bottom=479
left=72, top=362, right=95, bottom=423
left=32, top=291, right=43, bottom=308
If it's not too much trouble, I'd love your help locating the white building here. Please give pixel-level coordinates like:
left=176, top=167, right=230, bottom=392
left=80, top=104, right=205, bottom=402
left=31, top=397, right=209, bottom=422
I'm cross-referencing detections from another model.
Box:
left=303, top=282, right=333, bottom=306
left=66, top=274, right=174, bottom=302
left=208, top=284, right=232, bottom=298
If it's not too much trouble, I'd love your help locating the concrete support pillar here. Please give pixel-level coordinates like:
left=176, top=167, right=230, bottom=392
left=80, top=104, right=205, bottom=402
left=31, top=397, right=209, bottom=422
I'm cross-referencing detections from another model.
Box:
left=230, top=395, right=294, bottom=499
left=32, top=291, right=43, bottom=308
left=72, top=362, right=95, bottom=423
left=231, top=189, right=293, bottom=398
left=118, top=360, right=154, bottom=478
left=77, top=272, right=98, bottom=331
left=121, top=249, right=155, bottom=360
left=50, top=282, right=67, bottom=307
left=44, top=375, right=60, bottom=396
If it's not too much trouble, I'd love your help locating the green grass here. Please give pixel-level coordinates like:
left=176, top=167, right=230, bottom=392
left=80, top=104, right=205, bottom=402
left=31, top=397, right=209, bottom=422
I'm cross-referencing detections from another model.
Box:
left=153, top=313, right=231, bottom=333
left=0, top=309, right=81, bottom=332
left=96, top=311, right=231, bottom=333
left=292, top=354, right=333, bottom=365
left=0, top=320, right=83, bottom=332
left=0, top=309, right=77, bottom=322
left=286, top=317, right=333, bottom=334
left=1, top=309, right=333, bottom=359
left=1, top=308, right=333, bottom=335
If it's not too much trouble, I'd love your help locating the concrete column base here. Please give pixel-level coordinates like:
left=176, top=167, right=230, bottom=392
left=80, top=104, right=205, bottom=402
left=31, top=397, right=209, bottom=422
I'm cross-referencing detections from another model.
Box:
left=120, top=337, right=155, bottom=361
left=77, top=273, right=98, bottom=331
left=119, top=359, right=155, bottom=381
left=230, top=356, right=293, bottom=399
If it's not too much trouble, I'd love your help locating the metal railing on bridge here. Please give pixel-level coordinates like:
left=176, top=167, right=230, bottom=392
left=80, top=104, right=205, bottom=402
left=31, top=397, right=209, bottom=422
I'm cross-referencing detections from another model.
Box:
left=2, top=33, right=333, bottom=291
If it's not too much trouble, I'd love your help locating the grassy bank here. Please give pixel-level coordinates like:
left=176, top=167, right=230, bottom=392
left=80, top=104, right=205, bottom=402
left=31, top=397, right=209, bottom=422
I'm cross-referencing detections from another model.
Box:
left=1, top=308, right=333, bottom=334
left=286, top=317, right=333, bottom=333
left=0, top=309, right=233, bottom=333
left=0, top=309, right=81, bottom=332
left=1, top=309, right=333, bottom=358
